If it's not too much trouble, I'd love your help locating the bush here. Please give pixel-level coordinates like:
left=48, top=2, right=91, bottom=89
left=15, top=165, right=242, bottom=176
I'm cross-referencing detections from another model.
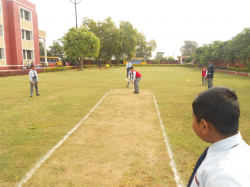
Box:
left=44, top=66, right=73, bottom=72
left=228, top=67, right=250, bottom=73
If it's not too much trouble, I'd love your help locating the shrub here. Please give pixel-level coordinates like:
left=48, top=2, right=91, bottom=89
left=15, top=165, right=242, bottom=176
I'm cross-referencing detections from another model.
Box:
left=228, top=67, right=250, bottom=73
left=44, top=66, right=73, bottom=72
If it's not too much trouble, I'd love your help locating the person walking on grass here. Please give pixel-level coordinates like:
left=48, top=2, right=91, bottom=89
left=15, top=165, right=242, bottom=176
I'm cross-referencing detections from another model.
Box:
left=29, top=65, right=40, bottom=97
left=188, top=87, right=250, bottom=187
left=201, top=66, right=207, bottom=86
left=207, top=60, right=214, bottom=89
left=130, top=67, right=141, bottom=94
left=126, top=60, right=132, bottom=77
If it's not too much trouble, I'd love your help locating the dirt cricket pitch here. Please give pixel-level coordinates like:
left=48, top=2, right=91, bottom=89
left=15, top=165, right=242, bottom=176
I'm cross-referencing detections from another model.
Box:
left=22, top=89, right=176, bottom=187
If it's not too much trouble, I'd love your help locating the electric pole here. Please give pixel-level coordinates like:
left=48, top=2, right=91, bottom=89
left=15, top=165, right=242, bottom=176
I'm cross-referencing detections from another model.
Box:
left=70, top=0, right=81, bottom=28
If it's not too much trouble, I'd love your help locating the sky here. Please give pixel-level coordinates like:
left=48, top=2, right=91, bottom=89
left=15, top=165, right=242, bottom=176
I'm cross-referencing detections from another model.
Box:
left=32, top=0, right=250, bottom=59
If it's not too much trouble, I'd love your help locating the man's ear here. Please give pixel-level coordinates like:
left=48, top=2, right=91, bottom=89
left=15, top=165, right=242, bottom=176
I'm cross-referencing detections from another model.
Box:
left=199, top=119, right=210, bottom=134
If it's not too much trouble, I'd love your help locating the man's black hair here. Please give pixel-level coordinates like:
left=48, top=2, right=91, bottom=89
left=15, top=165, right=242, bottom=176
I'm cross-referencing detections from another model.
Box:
left=31, top=65, right=34, bottom=68
left=192, top=87, right=240, bottom=135
left=130, top=66, right=133, bottom=69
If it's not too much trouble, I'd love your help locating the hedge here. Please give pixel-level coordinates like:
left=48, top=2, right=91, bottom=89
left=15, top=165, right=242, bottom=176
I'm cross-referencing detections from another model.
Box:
left=228, top=67, right=250, bottom=73
left=115, top=64, right=190, bottom=67
left=44, top=66, right=73, bottom=72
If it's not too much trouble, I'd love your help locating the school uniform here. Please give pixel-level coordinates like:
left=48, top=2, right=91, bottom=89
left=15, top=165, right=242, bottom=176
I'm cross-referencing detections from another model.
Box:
left=29, top=69, right=39, bottom=97
left=207, top=64, right=214, bottom=89
left=201, top=69, right=207, bottom=86
left=188, top=132, right=250, bottom=187
left=132, top=70, right=141, bottom=93
left=127, top=71, right=133, bottom=87
left=126, top=62, right=132, bottom=76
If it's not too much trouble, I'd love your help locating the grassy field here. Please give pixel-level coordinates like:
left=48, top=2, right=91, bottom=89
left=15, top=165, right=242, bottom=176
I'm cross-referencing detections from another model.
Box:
left=0, top=67, right=250, bottom=186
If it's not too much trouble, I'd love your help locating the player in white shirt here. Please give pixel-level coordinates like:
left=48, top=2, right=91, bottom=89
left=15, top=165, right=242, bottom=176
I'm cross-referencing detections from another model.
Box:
left=29, top=65, right=40, bottom=97
left=189, top=87, right=250, bottom=187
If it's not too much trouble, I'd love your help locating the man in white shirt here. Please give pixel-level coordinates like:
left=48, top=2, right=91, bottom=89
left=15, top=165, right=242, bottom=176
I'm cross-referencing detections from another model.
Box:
left=29, top=65, right=40, bottom=97
left=126, top=60, right=132, bottom=77
left=189, top=86, right=250, bottom=187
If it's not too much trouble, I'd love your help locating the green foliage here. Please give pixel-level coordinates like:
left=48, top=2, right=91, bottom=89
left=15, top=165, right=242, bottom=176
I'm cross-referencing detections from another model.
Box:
left=49, top=40, right=64, bottom=58
left=82, top=17, right=157, bottom=67
left=135, top=32, right=157, bottom=59
left=39, top=41, right=44, bottom=56
left=180, top=40, right=198, bottom=56
left=193, top=28, right=250, bottom=67
left=167, top=56, right=175, bottom=61
left=62, top=27, right=100, bottom=71
left=44, top=67, right=73, bottom=72
left=228, top=67, right=250, bottom=73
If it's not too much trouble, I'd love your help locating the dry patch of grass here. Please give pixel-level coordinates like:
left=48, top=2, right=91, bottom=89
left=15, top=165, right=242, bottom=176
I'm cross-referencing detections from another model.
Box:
left=23, top=89, right=175, bottom=187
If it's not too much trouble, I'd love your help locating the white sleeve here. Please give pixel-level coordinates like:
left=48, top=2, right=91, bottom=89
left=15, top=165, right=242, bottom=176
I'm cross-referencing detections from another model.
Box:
left=206, top=171, right=245, bottom=187
left=36, top=71, right=39, bottom=82
left=29, top=71, right=33, bottom=82
left=132, top=71, right=136, bottom=82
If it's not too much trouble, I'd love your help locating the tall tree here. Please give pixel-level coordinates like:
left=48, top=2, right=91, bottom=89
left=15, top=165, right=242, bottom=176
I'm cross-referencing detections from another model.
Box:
left=135, top=32, right=157, bottom=59
left=180, top=40, right=198, bottom=56
left=49, top=40, right=64, bottom=58
left=154, top=52, right=165, bottom=63
left=39, top=41, right=44, bottom=56
left=62, top=27, right=100, bottom=71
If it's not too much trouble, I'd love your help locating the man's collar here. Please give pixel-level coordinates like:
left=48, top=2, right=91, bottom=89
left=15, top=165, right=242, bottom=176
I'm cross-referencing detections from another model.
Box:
left=207, top=132, right=242, bottom=158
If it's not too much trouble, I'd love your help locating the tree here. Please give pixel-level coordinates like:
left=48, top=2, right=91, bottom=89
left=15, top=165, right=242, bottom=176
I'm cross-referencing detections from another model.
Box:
left=135, top=32, right=157, bottom=59
left=49, top=40, right=64, bottom=59
left=83, top=17, right=138, bottom=67
left=154, top=52, right=164, bottom=63
left=180, top=40, right=198, bottom=56
left=62, top=27, right=100, bottom=71
left=113, top=21, right=137, bottom=67
left=167, top=56, right=175, bottom=61
left=39, top=41, right=44, bottom=56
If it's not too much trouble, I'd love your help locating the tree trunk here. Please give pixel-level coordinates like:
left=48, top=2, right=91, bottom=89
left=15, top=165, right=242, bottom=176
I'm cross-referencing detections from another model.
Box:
left=81, top=58, right=83, bottom=71
left=117, top=57, right=120, bottom=68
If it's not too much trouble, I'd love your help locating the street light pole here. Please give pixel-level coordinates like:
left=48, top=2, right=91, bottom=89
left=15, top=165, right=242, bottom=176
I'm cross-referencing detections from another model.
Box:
left=70, top=0, right=81, bottom=28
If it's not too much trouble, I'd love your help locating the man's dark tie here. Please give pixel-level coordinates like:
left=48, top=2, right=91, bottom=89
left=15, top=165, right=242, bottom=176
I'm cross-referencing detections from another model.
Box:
left=187, top=147, right=209, bottom=187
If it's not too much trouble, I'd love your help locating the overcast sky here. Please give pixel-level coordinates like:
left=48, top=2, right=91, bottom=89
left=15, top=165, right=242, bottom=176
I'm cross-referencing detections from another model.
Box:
left=32, top=0, right=250, bottom=59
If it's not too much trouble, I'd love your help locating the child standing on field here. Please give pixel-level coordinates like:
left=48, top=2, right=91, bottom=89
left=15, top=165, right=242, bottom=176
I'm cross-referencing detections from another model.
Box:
left=201, top=66, right=207, bottom=86
left=188, top=87, right=250, bottom=187
left=29, top=65, right=40, bottom=97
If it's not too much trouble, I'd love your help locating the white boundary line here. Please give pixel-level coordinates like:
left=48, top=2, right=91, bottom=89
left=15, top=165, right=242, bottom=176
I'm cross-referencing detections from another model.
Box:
left=152, top=91, right=184, bottom=187
left=16, top=89, right=112, bottom=187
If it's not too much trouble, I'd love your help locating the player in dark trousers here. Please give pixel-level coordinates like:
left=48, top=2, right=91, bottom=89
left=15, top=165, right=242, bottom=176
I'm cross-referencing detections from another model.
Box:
left=126, top=60, right=132, bottom=77
left=29, top=65, right=40, bottom=97
left=207, top=60, right=214, bottom=89
left=129, top=67, right=141, bottom=94
left=188, top=87, right=250, bottom=187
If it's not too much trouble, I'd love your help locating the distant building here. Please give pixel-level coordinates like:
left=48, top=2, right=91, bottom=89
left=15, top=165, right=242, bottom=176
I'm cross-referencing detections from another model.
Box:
left=0, top=0, right=46, bottom=70
left=178, top=56, right=189, bottom=64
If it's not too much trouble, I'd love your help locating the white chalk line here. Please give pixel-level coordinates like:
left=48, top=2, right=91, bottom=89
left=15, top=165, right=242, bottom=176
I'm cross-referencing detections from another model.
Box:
left=152, top=91, right=184, bottom=187
left=16, top=89, right=112, bottom=187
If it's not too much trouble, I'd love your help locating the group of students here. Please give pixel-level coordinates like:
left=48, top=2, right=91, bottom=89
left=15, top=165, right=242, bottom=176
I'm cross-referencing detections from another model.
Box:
left=201, top=60, right=214, bottom=89
left=191, top=61, right=250, bottom=186
left=28, top=60, right=250, bottom=186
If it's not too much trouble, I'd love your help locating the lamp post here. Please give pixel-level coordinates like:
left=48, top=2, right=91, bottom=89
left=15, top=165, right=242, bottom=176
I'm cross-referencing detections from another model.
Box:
left=70, top=0, right=82, bottom=28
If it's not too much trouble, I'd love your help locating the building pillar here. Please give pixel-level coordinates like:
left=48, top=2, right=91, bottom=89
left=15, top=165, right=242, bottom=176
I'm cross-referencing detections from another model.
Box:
left=44, top=38, right=47, bottom=67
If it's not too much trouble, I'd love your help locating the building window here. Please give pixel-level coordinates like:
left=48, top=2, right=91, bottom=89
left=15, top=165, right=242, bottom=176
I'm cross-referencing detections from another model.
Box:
left=0, top=48, right=5, bottom=59
left=21, top=29, right=33, bottom=41
left=0, top=25, right=3, bottom=37
left=0, top=3, right=2, bottom=14
left=20, top=8, right=31, bottom=22
left=23, top=49, right=34, bottom=60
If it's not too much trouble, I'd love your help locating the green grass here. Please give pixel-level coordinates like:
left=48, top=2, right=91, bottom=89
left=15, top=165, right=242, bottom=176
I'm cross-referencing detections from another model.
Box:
left=0, top=67, right=250, bottom=186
